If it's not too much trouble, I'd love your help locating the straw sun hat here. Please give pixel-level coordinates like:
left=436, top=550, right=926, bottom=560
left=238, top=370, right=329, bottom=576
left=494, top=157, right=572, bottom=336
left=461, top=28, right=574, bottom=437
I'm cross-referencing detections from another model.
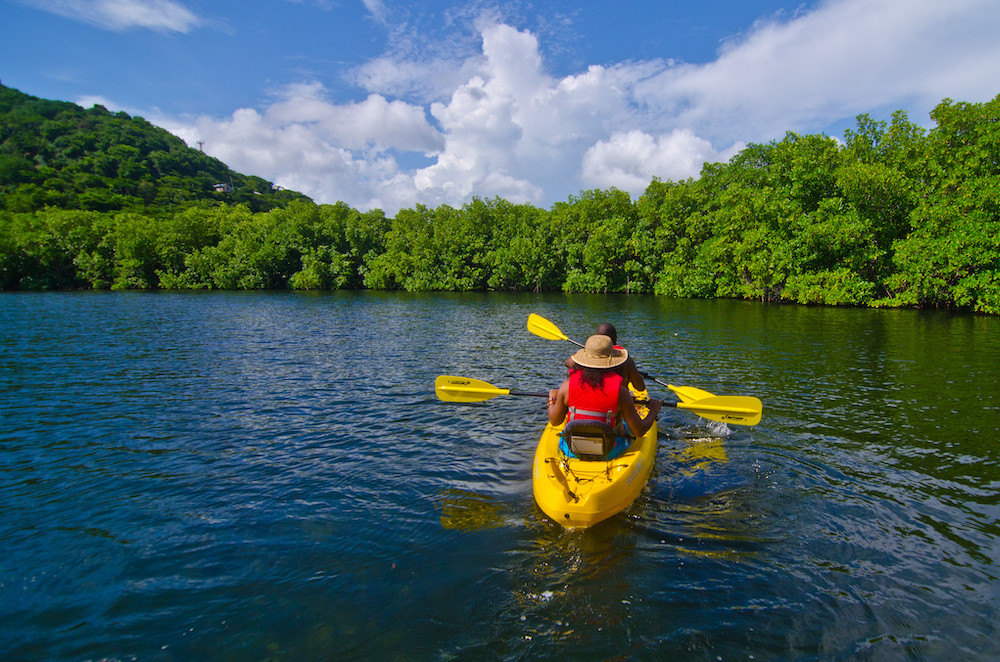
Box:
left=570, top=334, right=628, bottom=369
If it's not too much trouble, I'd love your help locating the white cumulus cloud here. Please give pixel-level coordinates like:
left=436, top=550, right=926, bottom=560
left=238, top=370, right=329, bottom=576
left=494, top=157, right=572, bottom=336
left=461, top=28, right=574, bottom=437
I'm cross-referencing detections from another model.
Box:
left=630, top=0, right=1000, bottom=144
left=164, top=83, right=443, bottom=215
left=581, top=130, right=740, bottom=191
left=157, top=0, right=1000, bottom=215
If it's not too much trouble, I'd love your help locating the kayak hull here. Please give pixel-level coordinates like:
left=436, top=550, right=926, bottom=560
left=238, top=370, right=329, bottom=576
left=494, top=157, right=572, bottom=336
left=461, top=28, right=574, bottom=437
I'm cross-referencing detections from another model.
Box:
left=532, top=392, right=657, bottom=528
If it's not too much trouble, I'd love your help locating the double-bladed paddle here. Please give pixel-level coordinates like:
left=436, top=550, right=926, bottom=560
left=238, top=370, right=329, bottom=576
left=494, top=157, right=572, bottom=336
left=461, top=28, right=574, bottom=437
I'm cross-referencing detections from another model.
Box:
left=525, top=313, right=763, bottom=416
left=434, top=375, right=763, bottom=426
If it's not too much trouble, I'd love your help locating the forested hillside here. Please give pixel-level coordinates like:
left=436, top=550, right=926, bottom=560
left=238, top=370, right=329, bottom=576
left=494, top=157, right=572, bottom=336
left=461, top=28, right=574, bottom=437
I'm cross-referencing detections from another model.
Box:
left=1, top=84, right=998, bottom=313
left=0, top=84, right=308, bottom=213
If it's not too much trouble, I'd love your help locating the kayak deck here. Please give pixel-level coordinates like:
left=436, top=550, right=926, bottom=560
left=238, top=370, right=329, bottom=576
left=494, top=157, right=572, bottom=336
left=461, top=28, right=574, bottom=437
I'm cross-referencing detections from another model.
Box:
left=532, top=391, right=657, bottom=528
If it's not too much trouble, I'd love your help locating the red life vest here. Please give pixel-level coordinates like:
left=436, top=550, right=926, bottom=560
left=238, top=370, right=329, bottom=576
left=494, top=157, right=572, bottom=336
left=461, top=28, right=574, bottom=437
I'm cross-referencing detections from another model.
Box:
left=567, top=370, right=623, bottom=427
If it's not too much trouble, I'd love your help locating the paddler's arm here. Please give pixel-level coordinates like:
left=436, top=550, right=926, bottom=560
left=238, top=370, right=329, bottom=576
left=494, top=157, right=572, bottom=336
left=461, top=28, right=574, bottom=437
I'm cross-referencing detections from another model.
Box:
left=621, top=357, right=646, bottom=391
left=618, top=388, right=661, bottom=437
left=547, top=381, right=570, bottom=425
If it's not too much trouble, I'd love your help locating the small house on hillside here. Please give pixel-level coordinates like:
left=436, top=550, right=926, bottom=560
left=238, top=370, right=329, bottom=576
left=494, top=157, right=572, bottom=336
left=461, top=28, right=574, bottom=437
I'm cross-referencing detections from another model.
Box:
left=213, top=179, right=234, bottom=194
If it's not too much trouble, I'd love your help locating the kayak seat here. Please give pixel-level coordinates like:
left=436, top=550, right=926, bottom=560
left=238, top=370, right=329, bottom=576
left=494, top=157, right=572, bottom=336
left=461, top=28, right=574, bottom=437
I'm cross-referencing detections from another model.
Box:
left=560, top=420, right=621, bottom=460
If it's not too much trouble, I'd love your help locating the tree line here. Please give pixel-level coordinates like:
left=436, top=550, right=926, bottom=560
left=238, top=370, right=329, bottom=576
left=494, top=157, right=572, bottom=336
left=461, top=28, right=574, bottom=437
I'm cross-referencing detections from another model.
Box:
left=1, top=83, right=998, bottom=314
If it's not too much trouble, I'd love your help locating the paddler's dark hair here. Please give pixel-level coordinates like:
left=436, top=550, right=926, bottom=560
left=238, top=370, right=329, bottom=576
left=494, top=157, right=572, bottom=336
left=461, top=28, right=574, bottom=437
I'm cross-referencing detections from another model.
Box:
left=596, top=322, right=617, bottom=344
left=573, top=363, right=614, bottom=390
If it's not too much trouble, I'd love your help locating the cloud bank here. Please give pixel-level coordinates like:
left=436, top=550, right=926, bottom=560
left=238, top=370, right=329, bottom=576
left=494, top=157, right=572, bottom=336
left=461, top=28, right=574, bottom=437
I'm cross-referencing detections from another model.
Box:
left=162, top=0, right=1000, bottom=214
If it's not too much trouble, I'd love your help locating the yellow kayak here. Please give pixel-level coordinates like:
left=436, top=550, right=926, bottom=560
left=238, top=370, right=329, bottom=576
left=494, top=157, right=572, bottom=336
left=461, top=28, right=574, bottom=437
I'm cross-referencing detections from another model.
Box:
left=532, top=391, right=657, bottom=528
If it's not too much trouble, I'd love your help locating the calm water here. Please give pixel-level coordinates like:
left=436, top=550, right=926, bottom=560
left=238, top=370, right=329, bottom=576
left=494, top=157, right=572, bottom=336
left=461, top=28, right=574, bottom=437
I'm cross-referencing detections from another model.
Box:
left=2, top=291, right=998, bottom=661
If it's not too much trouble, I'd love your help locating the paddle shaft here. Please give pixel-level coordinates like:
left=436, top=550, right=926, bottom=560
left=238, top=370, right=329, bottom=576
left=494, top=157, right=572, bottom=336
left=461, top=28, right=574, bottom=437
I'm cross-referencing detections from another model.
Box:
left=639, top=371, right=670, bottom=391
left=458, top=391, right=752, bottom=423
left=527, top=313, right=669, bottom=383
left=480, top=396, right=697, bottom=407
left=527, top=314, right=716, bottom=403
left=478, top=388, right=656, bottom=405
left=463, top=389, right=658, bottom=404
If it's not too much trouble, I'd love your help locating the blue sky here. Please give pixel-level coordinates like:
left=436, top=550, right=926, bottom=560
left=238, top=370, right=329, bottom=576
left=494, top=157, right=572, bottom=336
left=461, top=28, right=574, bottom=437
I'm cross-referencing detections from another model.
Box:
left=3, top=0, right=1000, bottom=214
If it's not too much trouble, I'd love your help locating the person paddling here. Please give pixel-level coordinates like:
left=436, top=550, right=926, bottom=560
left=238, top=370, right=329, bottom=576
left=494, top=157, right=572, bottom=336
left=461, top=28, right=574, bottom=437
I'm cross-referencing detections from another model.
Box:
left=548, top=335, right=661, bottom=460
left=564, top=322, right=646, bottom=391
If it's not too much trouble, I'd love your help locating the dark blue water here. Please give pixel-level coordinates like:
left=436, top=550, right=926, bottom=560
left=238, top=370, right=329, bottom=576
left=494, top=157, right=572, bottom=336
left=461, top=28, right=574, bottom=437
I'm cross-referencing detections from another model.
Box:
left=2, top=292, right=999, bottom=660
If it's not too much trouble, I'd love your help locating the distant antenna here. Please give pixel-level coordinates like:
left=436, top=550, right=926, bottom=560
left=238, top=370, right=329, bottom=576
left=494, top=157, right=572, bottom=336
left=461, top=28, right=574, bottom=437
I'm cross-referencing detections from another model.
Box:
left=197, top=141, right=205, bottom=152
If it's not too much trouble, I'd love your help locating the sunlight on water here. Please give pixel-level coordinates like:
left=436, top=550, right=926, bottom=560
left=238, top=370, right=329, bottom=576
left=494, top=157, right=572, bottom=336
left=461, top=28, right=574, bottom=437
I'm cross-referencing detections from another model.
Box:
left=1, top=292, right=998, bottom=660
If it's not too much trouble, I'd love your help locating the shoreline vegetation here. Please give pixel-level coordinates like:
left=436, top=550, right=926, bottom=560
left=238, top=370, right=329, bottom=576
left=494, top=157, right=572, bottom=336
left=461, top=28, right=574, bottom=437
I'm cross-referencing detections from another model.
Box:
left=2, top=84, right=998, bottom=314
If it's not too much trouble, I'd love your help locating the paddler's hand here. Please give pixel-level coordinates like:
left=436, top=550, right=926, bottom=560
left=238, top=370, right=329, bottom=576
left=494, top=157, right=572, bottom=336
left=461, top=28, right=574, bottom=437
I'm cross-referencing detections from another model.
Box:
left=647, top=399, right=663, bottom=418
left=547, top=383, right=570, bottom=425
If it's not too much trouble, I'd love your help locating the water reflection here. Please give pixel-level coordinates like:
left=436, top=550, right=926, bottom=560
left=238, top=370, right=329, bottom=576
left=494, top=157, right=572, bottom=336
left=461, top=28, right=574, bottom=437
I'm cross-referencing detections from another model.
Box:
left=435, top=488, right=506, bottom=531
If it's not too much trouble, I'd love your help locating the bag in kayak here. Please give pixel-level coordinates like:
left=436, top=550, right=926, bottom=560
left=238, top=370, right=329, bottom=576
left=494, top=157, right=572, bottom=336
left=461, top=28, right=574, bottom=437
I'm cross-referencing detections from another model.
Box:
left=560, top=420, right=620, bottom=459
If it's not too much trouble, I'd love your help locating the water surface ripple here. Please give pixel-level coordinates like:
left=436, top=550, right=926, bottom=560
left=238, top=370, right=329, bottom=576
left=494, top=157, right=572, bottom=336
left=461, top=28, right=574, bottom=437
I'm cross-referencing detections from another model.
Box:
left=1, top=292, right=998, bottom=660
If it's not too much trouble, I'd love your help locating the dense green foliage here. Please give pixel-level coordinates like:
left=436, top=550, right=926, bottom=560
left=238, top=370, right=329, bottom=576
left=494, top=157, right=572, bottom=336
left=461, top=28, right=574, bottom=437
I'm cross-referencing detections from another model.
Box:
left=0, top=84, right=309, bottom=214
left=2, top=83, right=999, bottom=313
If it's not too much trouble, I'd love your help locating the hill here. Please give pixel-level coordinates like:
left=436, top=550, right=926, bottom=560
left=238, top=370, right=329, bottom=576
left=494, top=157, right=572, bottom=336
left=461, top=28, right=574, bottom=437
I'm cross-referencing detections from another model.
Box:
left=0, top=83, right=310, bottom=214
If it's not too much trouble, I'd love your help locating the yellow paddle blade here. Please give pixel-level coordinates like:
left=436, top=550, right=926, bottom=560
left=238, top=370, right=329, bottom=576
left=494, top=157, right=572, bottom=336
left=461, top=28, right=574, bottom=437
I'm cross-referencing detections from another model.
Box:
left=435, top=376, right=510, bottom=402
left=527, top=313, right=571, bottom=342
left=668, top=384, right=716, bottom=403
left=676, top=396, right=763, bottom=426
